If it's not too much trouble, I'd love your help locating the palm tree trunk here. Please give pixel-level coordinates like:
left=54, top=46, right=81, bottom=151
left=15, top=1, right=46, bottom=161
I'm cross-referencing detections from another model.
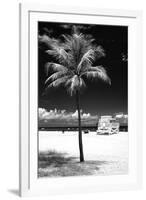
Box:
left=76, top=90, right=84, bottom=162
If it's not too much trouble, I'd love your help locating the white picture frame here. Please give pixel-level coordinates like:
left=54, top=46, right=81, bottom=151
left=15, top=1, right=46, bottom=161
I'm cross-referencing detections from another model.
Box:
left=19, top=3, right=143, bottom=197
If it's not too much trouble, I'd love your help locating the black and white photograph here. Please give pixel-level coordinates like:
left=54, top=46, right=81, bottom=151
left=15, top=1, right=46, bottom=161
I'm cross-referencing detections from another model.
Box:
left=38, top=22, right=128, bottom=178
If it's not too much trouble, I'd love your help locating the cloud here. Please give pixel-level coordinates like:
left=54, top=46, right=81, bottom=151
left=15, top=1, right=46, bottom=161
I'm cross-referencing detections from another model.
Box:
left=39, top=108, right=94, bottom=121
left=82, top=113, right=91, bottom=118
left=71, top=110, right=78, bottom=118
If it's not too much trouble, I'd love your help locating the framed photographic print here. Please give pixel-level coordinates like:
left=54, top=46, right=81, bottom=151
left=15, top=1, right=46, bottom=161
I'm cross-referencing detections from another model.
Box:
left=19, top=3, right=143, bottom=197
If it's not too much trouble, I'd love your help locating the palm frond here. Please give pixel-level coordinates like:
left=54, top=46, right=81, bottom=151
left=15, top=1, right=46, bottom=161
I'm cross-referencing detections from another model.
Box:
left=61, top=34, right=72, bottom=46
left=39, top=34, right=60, bottom=48
left=82, top=66, right=111, bottom=84
left=63, top=33, right=92, bottom=61
left=65, top=75, right=86, bottom=96
left=46, top=48, right=69, bottom=65
left=95, top=46, right=105, bottom=58
left=79, top=77, right=86, bottom=88
left=45, top=62, right=68, bottom=75
left=80, top=65, right=102, bottom=74
left=70, top=75, right=79, bottom=94
left=45, top=70, right=69, bottom=84
left=46, top=76, right=69, bottom=89
left=77, top=49, right=95, bottom=72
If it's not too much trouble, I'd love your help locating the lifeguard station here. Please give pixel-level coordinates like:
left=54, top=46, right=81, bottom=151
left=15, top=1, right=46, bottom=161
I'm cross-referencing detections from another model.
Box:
left=97, top=116, right=120, bottom=135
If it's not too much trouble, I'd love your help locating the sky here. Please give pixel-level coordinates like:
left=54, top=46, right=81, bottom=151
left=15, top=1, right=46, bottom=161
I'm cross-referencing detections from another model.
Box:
left=38, top=22, right=128, bottom=117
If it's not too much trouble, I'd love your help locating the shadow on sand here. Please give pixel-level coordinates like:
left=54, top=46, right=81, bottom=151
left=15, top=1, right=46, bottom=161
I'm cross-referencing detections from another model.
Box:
left=38, top=150, right=108, bottom=177
left=8, top=189, right=19, bottom=196
left=39, top=150, right=77, bottom=168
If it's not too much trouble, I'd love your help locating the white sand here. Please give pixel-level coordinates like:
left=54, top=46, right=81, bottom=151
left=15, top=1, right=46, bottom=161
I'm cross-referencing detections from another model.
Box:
left=39, top=131, right=128, bottom=175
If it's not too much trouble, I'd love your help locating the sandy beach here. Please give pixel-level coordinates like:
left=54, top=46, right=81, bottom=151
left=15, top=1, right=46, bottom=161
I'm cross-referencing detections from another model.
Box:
left=38, top=131, right=128, bottom=177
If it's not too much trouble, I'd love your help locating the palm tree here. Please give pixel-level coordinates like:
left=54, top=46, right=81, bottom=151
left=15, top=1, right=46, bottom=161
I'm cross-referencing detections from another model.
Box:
left=39, top=26, right=111, bottom=162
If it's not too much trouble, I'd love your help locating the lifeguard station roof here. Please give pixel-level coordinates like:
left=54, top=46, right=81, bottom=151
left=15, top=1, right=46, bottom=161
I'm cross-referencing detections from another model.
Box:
left=100, top=115, right=112, bottom=119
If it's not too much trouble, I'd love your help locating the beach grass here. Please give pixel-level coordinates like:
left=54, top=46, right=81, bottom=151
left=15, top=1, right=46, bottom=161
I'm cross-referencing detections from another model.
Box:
left=38, top=150, right=109, bottom=177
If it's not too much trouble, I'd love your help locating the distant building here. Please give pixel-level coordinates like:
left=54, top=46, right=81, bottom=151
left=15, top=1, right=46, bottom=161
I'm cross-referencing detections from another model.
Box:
left=116, top=114, right=124, bottom=118
left=114, top=113, right=127, bottom=118
left=114, top=113, right=128, bottom=126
